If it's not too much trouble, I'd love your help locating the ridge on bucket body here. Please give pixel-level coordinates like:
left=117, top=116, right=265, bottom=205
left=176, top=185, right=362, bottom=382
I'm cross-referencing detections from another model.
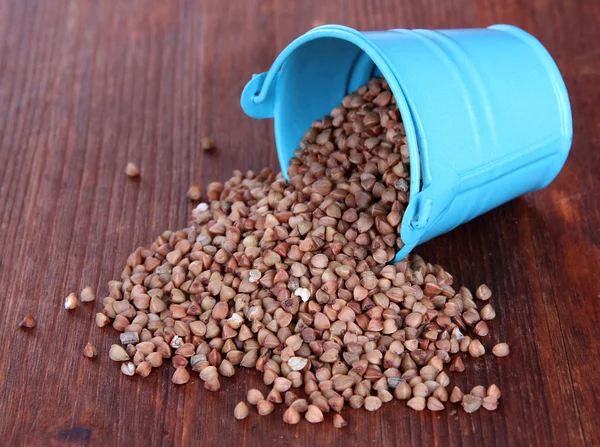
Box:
left=240, top=24, right=572, bottom=261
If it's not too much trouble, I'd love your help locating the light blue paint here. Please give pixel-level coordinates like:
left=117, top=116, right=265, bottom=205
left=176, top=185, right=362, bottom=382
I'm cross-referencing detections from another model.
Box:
left=240, top=25, right=572, bottom=261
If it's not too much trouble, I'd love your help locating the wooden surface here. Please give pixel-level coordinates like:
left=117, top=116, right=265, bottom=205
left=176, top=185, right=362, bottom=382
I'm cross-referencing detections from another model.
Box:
left=0, top=1, right=598, bottom=446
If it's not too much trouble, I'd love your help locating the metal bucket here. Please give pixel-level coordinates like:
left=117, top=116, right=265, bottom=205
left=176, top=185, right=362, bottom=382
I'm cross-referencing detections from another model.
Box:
left=241, top=24, right=572, bottom=259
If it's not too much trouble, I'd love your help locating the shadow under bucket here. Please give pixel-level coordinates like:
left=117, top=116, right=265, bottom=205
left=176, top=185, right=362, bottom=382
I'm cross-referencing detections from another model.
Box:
left=240, top=24, right=572, bottom=260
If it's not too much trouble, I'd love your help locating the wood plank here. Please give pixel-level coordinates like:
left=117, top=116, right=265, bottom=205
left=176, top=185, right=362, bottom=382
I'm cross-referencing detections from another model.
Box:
left=0, top=0, right=597, bottom=445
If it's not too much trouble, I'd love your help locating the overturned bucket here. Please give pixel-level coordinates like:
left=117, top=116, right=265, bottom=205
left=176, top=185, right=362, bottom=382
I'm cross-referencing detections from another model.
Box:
left=240, top=24, right=572, bottom=261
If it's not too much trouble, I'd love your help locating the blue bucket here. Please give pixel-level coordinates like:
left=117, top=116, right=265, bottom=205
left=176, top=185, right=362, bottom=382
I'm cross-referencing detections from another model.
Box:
left=240, top=25, right=572, bottom=261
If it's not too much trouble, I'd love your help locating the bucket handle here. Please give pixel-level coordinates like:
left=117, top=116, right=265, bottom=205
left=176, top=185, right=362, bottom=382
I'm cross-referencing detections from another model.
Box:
left=397, top=162, right=460, bottom=259
left=241, top=72, right=277, bottom=119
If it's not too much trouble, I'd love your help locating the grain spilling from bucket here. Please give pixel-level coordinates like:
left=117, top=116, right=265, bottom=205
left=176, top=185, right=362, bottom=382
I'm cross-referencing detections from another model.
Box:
left=87, top=78, right=506, bottom=424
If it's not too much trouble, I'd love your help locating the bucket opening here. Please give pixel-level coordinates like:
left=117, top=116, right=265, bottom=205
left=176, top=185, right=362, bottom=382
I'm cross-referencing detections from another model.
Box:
left=272, top=32, right=421, bottom=190
left=241, top=25, right=428, bottom=259
left=265, top=26, right=423, bottom=258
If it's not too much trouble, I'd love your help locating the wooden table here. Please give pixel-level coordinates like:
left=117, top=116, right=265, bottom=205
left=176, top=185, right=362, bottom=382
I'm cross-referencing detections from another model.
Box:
left=1, top=1, right=598, bottom=445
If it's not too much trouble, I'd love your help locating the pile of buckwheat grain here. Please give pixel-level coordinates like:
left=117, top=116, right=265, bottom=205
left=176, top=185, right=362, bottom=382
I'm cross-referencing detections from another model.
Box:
left=90, top=77, right=508, bottom=426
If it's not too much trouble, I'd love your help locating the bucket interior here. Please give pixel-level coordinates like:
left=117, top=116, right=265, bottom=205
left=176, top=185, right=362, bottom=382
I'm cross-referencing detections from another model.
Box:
left=271, top=32, right=422, bottom=259
left=275, top=38, right=387, bottom=177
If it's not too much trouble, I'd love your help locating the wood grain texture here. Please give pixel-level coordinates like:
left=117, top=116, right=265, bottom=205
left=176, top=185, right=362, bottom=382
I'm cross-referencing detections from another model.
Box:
left=0, top=0, right=598, bottom=445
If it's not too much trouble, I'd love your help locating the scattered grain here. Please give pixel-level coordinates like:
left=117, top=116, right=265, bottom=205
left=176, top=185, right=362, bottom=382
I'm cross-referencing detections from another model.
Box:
left=125, top=162, right=140, bottom=178
left=283, top=406, right=301, bottom=424
left=492, top=343, right=510, bottom=357
left=234, top=401, right=249, bottom=420
left=461, top=395, right=482, bottom=413
left=247, top=389, right=264, bottom=405
left=333, top=413, right=347, bottom=428
left=187, top=185, right=202, bottom=201
left=19, top=314, right=36, bottom=329
left=121, top=362, right=135, bottom=376
left=64, top=293, right=78, bottom=310
left=364, top=396, right=382, bottom=412
left=109, top=344, right=130, bottom=361
left=449, top=386, right=464, bottom=403
left=80, top=286, right=96, bottom=303
left=257, top=400, right=275, bottom=416
left=407, top=396, right=426, bottom=411
left=305, top=405, right=324, bottom=423
left=83, top=343, right=97, bottom=359
left=427, top=396, right=445, bottom=411
left=202, top=138, right=214, bottom=151
left=476, top=284, right=492, bottom=301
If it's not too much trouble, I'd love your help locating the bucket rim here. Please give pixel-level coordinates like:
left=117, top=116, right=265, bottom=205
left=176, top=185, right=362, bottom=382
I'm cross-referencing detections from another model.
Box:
left=249, top=24, right=423, bottom=211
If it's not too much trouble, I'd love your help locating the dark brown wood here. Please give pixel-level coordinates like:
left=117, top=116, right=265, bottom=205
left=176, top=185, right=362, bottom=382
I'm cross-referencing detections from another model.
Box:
left=0, top=0, right=598, bottom=445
